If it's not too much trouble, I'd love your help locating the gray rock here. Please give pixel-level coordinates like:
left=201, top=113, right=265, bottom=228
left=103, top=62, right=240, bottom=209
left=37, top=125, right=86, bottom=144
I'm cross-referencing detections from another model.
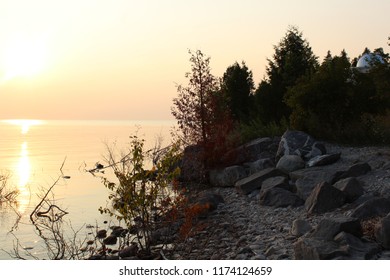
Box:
left=244, top=158, right=274, bottom=175
left=96, top=229, right=107, bottom=239
left=294, top=237, right=348, bottom=260
left=334, top=177, right=364, bottom=202
left=103, top=235, right=117, bottom=245
left=196, top=193, right=225, bottom=212
left=119, top=243, right=138, bottom=258
left=291, top=219, right=312, bottom=237
left=305, top=182, right=346, bottom=214
left=307, top=153, right=341, bottom=167
left=276, top=155, right=305, bottom=173
left=261, top=176, right=290, bottom=191
left=332, top=162, right=372, bottom=184
left=276, top=130, right=326, bottom=160
left=235, top=168, right=286, bottom=195
left=260, top=187, right=304, bottom=208
left=309, top=217, right=362, bottom=241
left=209, top=166, right=247, bottom=187
left=333, top=232, right=380, bottom=259
left=350, top=197, right=390, bottom=220
left=375, top=214, right=390, bottom=249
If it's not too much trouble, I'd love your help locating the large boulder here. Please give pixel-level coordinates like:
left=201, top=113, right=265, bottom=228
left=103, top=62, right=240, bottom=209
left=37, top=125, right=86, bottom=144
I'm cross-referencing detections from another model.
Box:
left=276, top=155, right=305, bottom=173
left=244, top=158, right=274, bottom=175
left=309, top=217, right=362, bottom=241
left=305, top=182, right=346, bottom=214
left=334, top=177, right=364, bottom=203
left=209, top=166, right=247, bottom=187
left=259, top=187, right=304, bottom=208
left=276, top=130, right=326, bottom=161
left=307, top=153, right=341, bottom=167
left=331, top=162, right=372, bottom=184
left=235, top=168, right=286, bottom=195
left=291, top=219, right=312, bottom=237
left=294, top=238, right=348, bottom=260
left=350, top=197, right=390, bottom=220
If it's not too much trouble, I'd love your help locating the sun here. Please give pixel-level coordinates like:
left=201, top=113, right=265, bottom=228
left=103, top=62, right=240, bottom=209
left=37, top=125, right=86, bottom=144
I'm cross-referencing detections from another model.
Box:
left=2, top=34, right=48, bottom=81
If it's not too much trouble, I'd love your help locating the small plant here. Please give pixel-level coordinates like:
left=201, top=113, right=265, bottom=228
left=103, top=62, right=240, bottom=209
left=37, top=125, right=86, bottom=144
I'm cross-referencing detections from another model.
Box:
left=99, top=135, right=183, bottom=256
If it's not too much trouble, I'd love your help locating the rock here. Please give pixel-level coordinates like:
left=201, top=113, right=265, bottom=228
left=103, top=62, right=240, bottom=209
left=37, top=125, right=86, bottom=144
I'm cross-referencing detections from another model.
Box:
left=179, top=145, right=205, bottom=182
left=225, top=137, right=278, bottom=165
left=276, top=155, right=305, bottom=173
left=119, top=243, right=139, bottom=258
left=305, top=182, right=346, bottom=214
left=332, top=162, right=372, bottom=184
left=111, top=226, right=128, bottom=237
left=260, top=187, right=304, bottom=208
left=375, top=214, right=390, bottom=249
left=307, top=153, right=341, bottom=167
left=350, top=197, right=390, bottom=220
left=294, top=237, right=348, bottom=260
left=309, top=217, right=362, bottom=241
left=209, top=166, right=247, bottom=187
left=103, top=235, right=117, bottom=245
left=96, top=229, right=107, bottom=239
left=276, top=130, right=326, bottom=160
left=334, top=177, right=364, bottom=202
left=235, top=168, right=287, bottom=195
left=244, top=158, right=274, bottom=175
left=196, top=193, right=225, bottom=212
left=293, top=169, right=337, bottom=200
left=291, top=219, right=312, bottom=237
left=261, top=176, right=290, bottom=191
left=333, top=232, right=380, bottom=259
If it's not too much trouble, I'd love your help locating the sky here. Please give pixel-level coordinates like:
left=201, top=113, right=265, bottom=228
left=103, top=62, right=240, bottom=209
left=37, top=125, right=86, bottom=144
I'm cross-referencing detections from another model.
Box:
left=0, top=0, right=389, bottom=120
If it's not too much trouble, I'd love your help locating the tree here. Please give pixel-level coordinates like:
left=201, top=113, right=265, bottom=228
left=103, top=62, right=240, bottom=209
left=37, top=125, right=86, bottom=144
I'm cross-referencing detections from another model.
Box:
left=171, top=50, right=219, bottom=146
left=255, top=26, right=318, bottom=123
left=220, top=62, right=254, bottom=123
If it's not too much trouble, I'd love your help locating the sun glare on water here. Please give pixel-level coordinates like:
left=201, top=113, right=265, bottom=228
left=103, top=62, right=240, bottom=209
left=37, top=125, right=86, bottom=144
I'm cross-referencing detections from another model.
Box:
left=2, top=34, right=48, bottom=81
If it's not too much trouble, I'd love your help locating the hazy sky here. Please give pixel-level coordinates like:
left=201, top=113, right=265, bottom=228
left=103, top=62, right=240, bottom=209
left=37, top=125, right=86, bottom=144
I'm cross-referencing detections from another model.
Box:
left=0, top=0, right=389, bottom=120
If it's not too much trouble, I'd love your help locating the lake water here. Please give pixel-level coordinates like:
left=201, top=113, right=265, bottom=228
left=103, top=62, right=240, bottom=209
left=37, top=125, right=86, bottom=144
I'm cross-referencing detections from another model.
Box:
left=0, top=119, right=174, bottom=259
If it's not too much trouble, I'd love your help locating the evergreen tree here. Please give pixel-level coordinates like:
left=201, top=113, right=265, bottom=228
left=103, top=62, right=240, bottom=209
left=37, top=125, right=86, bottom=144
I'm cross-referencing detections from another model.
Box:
left=255, top=26, right=318, bottom=123
left=220, top=61, right=254, bottom=123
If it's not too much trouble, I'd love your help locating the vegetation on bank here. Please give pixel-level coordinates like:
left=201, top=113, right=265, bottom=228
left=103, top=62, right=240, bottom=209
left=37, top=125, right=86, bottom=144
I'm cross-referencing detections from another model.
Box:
left=171, top=27, right=390, bottom=172
left=0, top=173, right=19, bottom=204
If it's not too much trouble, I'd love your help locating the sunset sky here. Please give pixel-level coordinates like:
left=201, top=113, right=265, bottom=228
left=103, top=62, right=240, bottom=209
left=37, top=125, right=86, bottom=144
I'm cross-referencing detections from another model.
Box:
left=0, top=0, right=389, bottom=120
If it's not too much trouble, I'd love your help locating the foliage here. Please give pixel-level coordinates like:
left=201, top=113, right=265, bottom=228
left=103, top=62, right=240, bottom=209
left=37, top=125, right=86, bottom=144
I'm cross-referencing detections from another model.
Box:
left=99, top=135, right=183, bottom=255
left=239, top=117, right=288, bottom=144
left=220, top=61, right=255, bottom=123
left=254, top=26, right=318, bottom=123
left=286, top=49, right=390, bottom=144
left=171, top=50, right=220, bottom=146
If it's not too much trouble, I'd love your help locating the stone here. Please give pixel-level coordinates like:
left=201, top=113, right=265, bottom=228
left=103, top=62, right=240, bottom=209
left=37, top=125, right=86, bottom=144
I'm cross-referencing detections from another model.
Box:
left=119, top=243, right=139, bottom=258
left=235, top=168, right=287, bottom=195
left=293, top=169, right=337, bottom=200
left=350, top=197, right=390, bottom=220
left=375, top=214, right=390, bottom=249
left=309, top=217, right=362, bottom=241
left=305, top=182, right=346, bottom=214
left=276, top=155, right=305, bottom=173
left=103, top=235, right=117, bottom=245
left=334, top=177, right=364, bottom=202
left=179, top=145, right=205, bottom=182
left=333, top=232, right=380, bottom=259
left=276, top=130, right=326, bottom=160
left=291, top=219, right=312, bottom=237
left=261, top=176, right=290, bottom=191
left=96, top=229, right=107, bottom=239
left=259, top=187, right=304, bottom=208
left=244, top=158, right=274, bottom=175
left=195, top=193, right=225, bottom=212
left=209, top=166, right=247, bottom=187
left=294, top=237, right=348, bottom=260
left=307, top=153, right=341, bottom=167
left=332, top=162, right=372, bottom=184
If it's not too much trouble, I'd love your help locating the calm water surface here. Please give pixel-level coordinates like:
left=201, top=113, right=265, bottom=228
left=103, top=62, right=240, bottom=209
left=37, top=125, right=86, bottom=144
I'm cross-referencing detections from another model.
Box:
left=0, top=119, right=174, bottom=259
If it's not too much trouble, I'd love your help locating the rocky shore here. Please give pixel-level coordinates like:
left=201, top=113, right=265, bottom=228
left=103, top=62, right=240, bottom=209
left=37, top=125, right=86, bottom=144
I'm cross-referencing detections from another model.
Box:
left=168, top=131, right=390, bottom=260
